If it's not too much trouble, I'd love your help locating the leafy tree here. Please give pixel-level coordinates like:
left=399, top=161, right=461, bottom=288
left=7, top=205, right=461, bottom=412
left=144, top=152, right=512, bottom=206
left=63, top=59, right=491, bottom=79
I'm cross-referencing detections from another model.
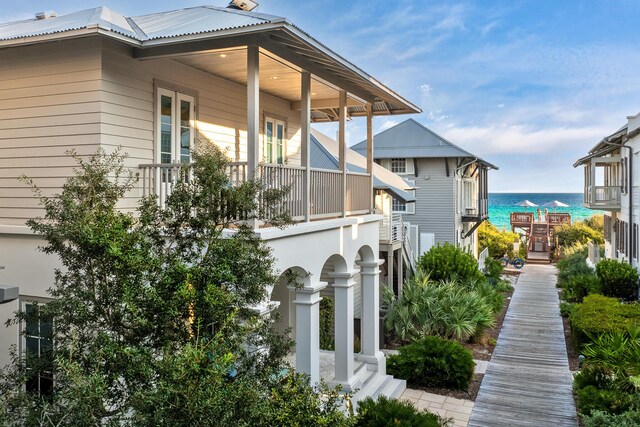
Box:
left=556, top=219, right=604, bottom=247
left=0, top=146, right=350, bottom=426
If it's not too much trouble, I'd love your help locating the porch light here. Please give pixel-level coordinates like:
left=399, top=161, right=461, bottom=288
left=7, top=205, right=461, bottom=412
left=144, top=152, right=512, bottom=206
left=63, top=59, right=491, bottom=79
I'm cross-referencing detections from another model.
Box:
left=270, top=76, right=279, bottom=80
left=219, top=54, right=227, bottom=58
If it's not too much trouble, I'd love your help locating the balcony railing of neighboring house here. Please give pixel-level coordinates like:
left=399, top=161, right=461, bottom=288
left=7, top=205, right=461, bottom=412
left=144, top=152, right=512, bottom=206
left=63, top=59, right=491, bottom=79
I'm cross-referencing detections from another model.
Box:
left=461, top=194, right=489, bottom=222
left=378, top=213, right=416, bottom=268
left=584, top=185, right=621, bottom=209
left=139, top=162, right=371, bottom=223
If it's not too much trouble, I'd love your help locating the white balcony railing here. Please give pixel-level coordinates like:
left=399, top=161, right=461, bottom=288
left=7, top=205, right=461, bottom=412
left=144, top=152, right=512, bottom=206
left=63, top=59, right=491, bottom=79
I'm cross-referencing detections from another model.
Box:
left=585, top=185, right=621, bottom=206
left=139, top=162, right=371, bottom=222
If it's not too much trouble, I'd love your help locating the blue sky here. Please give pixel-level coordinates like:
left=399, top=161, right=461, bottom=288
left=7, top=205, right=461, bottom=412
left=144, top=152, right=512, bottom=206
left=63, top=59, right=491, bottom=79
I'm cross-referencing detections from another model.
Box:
left=3, top=0, right=640, bottom=192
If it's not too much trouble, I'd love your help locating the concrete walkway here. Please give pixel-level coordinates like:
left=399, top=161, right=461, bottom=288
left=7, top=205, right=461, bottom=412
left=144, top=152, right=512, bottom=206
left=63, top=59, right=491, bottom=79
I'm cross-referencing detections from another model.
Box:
left=469, top=264, right=578, bottom=427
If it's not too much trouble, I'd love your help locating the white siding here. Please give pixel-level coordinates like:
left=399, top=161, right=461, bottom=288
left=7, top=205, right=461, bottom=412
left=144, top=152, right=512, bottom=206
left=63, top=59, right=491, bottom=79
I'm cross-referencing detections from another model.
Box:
left=0, top=38, right=103, bottom=226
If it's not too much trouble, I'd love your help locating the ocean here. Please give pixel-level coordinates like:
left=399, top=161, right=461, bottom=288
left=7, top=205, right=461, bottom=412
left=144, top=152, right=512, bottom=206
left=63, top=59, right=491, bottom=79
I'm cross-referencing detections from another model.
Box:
left=488, top=193, right=602, bottom=230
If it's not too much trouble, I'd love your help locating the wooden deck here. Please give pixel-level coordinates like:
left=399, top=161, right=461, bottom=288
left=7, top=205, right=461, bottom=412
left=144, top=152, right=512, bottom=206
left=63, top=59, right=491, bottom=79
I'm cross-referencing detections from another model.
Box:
left=469, top=264, right=578, bottom=427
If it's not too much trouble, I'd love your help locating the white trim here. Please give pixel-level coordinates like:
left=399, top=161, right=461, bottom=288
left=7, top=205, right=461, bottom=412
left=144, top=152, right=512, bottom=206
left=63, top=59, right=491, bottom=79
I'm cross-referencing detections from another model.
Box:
left=156, top=88, right=196, bottom=164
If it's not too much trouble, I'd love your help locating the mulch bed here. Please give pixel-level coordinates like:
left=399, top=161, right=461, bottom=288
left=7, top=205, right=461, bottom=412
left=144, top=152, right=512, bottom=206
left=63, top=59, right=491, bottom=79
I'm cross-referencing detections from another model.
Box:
left=562, top=315, right=581, bottom=371
left=411, top=374, right=484, bottom=401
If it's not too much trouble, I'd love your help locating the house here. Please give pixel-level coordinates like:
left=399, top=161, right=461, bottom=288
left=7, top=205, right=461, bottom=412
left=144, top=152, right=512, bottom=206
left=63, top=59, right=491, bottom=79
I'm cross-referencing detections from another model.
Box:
left=574, top=113, right=640, bottom=267
left=0, top=4, right=421, bottom=400
left=352, top=118, right=497, bottom=261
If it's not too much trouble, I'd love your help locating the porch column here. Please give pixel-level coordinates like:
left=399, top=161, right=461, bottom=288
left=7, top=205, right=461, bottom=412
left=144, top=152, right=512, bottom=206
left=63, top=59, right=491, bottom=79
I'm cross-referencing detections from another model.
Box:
left=366, top=103, right=374, bottom=213
left=301, top=71, right=311, bottom=221
left=329, top=270, right=361, bottom=391
left=293, top=281, right=327, bottom=385
left=247, top=45, right=260, bottom=228
left=356, top=260, right=385, bottom=373
left=339, top=90, right=347, bottom=217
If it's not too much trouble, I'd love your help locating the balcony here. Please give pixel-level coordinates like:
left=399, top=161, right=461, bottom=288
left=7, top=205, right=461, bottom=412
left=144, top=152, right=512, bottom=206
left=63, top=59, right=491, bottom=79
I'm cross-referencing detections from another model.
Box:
left=548, top=213, right=571, bottom=226
left=583, top=185, right=621, bottom=211
left=462, top=198, right=488, bottom=222
left=138, top=162, right=371, bottom=223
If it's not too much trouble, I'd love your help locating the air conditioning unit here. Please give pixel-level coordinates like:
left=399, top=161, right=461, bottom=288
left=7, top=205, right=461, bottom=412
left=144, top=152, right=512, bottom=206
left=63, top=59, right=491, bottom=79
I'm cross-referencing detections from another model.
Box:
left=227, top=0, right=259, bottom=11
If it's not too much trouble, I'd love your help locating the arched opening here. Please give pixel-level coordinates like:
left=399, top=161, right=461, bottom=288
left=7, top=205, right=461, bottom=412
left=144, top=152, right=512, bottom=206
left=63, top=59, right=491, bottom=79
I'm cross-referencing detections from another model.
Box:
left=270, top=266, right=309, bottom=339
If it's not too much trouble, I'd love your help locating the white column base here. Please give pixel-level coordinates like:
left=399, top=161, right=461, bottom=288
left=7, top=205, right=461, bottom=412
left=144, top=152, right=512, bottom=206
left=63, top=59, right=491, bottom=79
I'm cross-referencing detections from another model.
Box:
left=357, top=351, right=386, bottom=375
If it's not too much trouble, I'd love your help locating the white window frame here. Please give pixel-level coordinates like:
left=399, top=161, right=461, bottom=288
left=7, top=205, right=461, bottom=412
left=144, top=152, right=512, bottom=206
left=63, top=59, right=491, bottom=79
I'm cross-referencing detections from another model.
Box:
left=263, top=116, right=286, bottom=165
left=391, top=158, right=407, bottom=174
left=21, top=300, right=53, bottom=396
left=156, top=88, right=196, bottom=165
left=392, top=180, right=415, bottom=214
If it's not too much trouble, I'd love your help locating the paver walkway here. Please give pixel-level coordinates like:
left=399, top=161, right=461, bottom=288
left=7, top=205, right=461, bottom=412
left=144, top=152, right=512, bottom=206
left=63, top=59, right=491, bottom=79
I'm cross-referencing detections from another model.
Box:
left=469, top=264, right=578, bottom=427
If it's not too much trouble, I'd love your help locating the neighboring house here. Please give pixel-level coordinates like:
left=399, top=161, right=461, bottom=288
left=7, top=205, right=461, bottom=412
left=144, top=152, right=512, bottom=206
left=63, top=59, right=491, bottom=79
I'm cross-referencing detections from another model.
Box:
left=352, top=118, right=498, bottom=260
left=0, top=5, right=421, bottom=400
left=574, top=113, right=640, bottom=268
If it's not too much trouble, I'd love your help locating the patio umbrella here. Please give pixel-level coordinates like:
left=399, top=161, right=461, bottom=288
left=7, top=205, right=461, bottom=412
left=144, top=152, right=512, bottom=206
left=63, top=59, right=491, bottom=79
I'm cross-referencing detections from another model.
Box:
left=542, top=200, right=569, bottom=213
left=515, top=200, right=538, bottom=208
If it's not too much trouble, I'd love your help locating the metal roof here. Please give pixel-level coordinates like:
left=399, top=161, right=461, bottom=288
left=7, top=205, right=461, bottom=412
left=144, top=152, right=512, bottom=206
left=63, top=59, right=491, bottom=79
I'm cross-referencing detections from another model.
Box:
left=351, top=118, right=498, bottom=170
left=0, top=6, right=420, bottom=117
left=310, top=129, right=415, bottom=203
left=573, top=124, right=628, bottom=167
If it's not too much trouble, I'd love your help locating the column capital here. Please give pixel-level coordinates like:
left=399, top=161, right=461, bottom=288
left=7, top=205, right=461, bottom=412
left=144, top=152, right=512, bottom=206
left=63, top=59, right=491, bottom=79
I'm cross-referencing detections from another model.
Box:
left=249, top=301, right=279, bottom=317
left=292, top=281, right=327, bottom=306
left=328, top=270, right=358, bottom=287
left=356, top=259, right=384, bottom=275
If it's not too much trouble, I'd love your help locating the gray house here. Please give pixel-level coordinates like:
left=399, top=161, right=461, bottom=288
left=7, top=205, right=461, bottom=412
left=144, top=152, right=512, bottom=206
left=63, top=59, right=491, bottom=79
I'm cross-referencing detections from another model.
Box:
left=352, top=119, right=498, bottom=258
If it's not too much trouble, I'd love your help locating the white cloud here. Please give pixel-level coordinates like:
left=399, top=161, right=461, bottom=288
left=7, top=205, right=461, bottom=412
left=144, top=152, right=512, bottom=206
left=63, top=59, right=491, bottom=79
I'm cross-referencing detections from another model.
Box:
left=379, top=120, right=399, bottom=131
left=419, top=84, right=433, bottom=96
left=440, top=123, right=609, bottom=156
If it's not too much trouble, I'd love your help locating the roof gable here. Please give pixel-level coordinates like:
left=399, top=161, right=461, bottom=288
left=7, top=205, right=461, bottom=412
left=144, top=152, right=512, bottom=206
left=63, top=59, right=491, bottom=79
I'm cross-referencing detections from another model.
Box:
left=351, top=118, right=497, bottom=169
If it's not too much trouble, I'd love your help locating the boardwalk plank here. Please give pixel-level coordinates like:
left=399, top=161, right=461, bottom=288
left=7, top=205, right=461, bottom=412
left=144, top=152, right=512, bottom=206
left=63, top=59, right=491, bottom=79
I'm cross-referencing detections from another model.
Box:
left=468, top=264, right=578, bottom=427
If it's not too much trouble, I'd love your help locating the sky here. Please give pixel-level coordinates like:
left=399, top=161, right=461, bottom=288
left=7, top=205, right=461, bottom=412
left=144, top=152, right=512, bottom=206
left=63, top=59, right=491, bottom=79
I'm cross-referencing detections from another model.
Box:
left=2, top=0, right=640, bottom=192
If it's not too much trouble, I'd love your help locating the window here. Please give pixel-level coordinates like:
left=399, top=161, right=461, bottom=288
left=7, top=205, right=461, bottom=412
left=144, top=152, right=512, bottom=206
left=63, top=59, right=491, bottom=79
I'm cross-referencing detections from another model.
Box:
left=391, top=158, right=407, bottom=174
left=157, top=88, right=195, bottom=164
left=264, top=117, right=285, bottom=164
left=604, top=215, right=611, bottom=241
left=634, top=223, right=638, bottom=260
left=23, top=302, right=53, bottom=396
left=392, top=180, right=415, bottom=214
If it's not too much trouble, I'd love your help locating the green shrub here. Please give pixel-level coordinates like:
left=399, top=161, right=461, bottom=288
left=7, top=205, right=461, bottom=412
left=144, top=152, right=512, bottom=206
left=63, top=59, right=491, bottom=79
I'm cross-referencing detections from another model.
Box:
left=418, top=243, right=484, bottom=283
left=559, top=301, right=575, bottom=317
left=556, top=221, right=604, bottom=247
left=354, top=395, right=448, bottom=427
left=478, top=221, right=524, bottom=258
left=573, top=366, right=613, bottom=391
left=556, top=248, right=592, bottom=288
left=386, top=336, right=475, bottom=390
left=383, top=273, right=496, bottom=342
left=596, top=259, right=639, bottom=301
left=576, top=385, right=636, bottom=416
left=569, top=295, right=640, bottom=347
left=320, top=297, right=335, bottom=350
left=563, top=273, right=601, bottom=303
left=583, top=409, right=640, bottom=427
left=483, top=257, right=503, bottom=286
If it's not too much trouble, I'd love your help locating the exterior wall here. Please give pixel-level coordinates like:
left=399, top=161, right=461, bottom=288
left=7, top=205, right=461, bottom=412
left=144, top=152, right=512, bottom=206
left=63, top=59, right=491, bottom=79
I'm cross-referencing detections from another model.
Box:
left=398, top=157, right=455, bottom=246
left=616, top=133, right=640, bottom=268
left=0, top=232, right=58, bottom=368
left=0, top=38, right=103, bottom=226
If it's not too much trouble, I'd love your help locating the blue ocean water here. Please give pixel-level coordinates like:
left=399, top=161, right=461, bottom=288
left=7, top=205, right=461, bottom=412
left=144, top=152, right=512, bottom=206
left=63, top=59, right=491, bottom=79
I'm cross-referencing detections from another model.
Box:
left=488, top=193, right=602, bottom=230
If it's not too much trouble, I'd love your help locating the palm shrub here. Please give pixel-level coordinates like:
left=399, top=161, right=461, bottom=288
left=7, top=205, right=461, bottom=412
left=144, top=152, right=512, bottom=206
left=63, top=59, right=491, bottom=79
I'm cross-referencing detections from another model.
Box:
left=483, top=257, right=504, bottom=286
left=596, top=259, right=639, bottom=301
left=418, top=243, right=485, bottom=283
left=563, top=273, right=601, bottom=303
left=386, top=336, right=475, bottom=390
left=383, top=272, right=496, bottom=343
left=354, top=396, right=449, bottom=427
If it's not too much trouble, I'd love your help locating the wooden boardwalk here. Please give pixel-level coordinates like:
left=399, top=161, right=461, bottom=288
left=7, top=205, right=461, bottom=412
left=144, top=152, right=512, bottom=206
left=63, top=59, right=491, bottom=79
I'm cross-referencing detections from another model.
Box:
left=469, top=264, right=578, bottom=427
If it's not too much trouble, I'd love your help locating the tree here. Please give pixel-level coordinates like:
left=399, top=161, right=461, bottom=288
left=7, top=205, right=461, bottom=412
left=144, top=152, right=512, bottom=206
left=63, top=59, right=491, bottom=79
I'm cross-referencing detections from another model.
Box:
left=0, top=145, right=350, bottom=426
